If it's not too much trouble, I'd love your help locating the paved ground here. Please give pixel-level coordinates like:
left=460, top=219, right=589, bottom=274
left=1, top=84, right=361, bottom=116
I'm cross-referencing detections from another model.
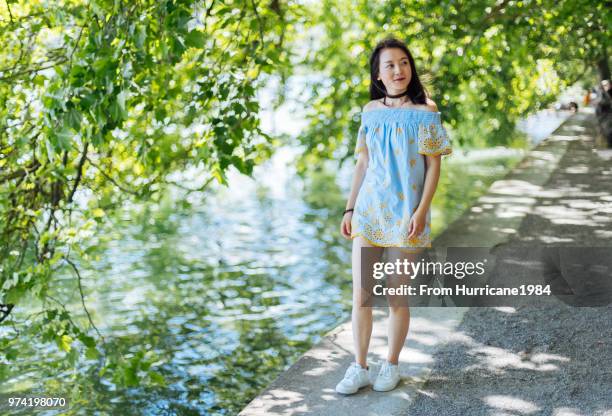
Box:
left=404, top=112, right=612, bottom=416
left=239, top=110, right=612, bottom=416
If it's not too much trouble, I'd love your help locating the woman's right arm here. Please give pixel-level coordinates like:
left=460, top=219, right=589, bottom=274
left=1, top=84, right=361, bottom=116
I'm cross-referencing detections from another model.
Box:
left=341, top=149, right=369, bottom=239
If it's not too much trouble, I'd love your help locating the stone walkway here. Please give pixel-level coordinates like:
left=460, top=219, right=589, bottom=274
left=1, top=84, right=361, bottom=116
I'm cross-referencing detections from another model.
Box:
left=403, top=111, right=612, bottom=416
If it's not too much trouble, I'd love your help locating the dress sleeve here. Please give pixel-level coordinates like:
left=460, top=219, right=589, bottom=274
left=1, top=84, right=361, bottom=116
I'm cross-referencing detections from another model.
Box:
left=354, top=123, right=368, bottom=159
left=417, top=115, right=452, bottom=156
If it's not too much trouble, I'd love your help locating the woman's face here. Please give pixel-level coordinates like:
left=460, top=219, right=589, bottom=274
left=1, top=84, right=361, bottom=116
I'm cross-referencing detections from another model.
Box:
left=377, top=48, right=412, bottom=96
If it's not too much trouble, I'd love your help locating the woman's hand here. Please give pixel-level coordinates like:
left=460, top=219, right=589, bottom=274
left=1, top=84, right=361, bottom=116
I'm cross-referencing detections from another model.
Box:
left=340, top=212, right=353, bottom=239
left=407, top=209, right=426, bottom=239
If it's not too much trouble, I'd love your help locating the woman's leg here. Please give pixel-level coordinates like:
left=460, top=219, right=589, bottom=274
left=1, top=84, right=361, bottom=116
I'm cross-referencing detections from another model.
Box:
left=384, top=249, right=422, bottom=365
left=352, top=236, right=382, bottom=368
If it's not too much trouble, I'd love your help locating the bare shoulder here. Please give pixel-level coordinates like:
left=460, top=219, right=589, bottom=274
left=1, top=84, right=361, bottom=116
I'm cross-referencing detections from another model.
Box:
left=424, top=98, right=439, bottom=112
left=363, top=99, right=384, bottom=112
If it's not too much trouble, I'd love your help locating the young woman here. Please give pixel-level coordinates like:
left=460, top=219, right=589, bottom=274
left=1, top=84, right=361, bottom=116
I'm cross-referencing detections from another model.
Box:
left=338, top=37, right=452, bottom=394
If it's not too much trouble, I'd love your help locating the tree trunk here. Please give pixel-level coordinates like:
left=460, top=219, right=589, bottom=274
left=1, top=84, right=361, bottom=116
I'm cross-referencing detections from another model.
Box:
left=597, top=50, right=610, bottom=81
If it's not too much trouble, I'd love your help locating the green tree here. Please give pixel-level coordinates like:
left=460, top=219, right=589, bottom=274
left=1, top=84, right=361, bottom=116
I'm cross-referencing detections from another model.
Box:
left=294, top=0, right=610, bottom=170
left=1, top=0, right=302, bottom=388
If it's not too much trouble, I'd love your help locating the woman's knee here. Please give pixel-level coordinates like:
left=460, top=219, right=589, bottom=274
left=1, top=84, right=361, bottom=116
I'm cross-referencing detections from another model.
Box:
left=353, top=289, right=374, bottom=306
left=389, top=304, right=410, bottom=314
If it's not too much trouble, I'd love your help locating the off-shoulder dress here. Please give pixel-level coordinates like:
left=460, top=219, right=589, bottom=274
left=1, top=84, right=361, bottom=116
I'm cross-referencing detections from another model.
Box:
left=350, top=107, right=452, bottom=250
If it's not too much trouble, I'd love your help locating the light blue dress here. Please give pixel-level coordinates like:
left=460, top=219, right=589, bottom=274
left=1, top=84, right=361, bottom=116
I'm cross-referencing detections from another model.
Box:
left=350, top=107, right=452, bottom=249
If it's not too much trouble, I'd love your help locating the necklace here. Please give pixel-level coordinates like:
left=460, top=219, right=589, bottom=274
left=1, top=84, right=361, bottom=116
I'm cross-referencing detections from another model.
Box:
left=373, top=80, right=410, bottom=107
left=383, top=91, right=409, bottom=108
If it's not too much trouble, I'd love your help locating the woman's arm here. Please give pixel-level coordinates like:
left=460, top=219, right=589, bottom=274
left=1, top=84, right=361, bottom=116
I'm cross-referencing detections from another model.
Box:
left=341, top=149, right=368, bottom=239
left=408, top=154, right=441, bottom=238
left=346, top=149, right=369, bottom=210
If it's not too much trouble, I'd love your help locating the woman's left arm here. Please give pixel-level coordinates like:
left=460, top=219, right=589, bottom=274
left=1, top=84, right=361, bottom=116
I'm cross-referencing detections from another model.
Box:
left=407, top=155, right=441, bottom=238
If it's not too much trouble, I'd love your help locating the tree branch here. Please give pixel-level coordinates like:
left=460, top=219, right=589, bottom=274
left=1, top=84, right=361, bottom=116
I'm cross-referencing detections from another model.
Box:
left=85, top=156, right=141, bottom=196
left=0, top=58, right=69, bottom=82
left=67, top=142, right=89, bottom=204
left=250, top=0, right=265, bottom=51
left=64, top=257, right=104, bottom=341
left=0, top=304, right=14, bottom=324
left=4, top=0, right=13, bottom=23
left=164, top=176, right=216, bottom=195
left=0, top=160, right=41, bottom=184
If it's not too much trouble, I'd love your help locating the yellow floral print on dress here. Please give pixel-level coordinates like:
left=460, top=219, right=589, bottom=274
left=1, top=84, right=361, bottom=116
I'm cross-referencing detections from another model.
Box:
left=417, top=122, right=452, bottom=156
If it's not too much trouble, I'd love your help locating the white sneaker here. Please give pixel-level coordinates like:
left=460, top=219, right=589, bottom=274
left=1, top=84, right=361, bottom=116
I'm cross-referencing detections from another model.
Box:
left=335, top=362, right=370, bottom=394
left=372, top=361, right=401, bottom=392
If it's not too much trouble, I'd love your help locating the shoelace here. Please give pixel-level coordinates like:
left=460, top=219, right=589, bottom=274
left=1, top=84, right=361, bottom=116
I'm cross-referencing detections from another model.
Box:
left=380, top=363, right=394, bottom=378
left=345, top=364, right=362, bottom=381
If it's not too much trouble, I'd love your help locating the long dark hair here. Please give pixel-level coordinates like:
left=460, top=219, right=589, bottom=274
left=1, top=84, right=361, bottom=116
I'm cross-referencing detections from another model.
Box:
left=369, top=37, right=428, bottom=105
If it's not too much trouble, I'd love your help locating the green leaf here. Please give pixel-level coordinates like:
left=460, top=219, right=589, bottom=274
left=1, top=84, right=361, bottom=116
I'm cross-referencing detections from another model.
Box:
left=135, top=24, right=147, bottom=49
left=85, top=346, right=99, bottom=360
left=124, top=365, right=138, bottom=387
left=185, top=30, right=206, bottom=48
left=91, top=131, right=104, bottom=147
left=67, top=347, right=79, bottom=365
left=91, top=208, right=105, bottom=218
left=5, top=286, right=25, bottom=305
left=45, top=138, right=56, bottom=162
left=149, top=371, right=166, bottom=386
left=116, top=90, right=127, bottom=112
left=140, top=359, right=152, bottom=371
left=92, top=57, right=111, bottom=74
left=58, top=334, right=73, bottom=352
left=51, top=127, right=73, bottom=151
left=109, top=93, right=128, bottom=122
left=66, top=108, right=82, bottom=130
left=212, top=167, right=227, bottom=185
left=80, top=335, right=96, bottom=348
left=5, top=348, right=18, bottom=361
